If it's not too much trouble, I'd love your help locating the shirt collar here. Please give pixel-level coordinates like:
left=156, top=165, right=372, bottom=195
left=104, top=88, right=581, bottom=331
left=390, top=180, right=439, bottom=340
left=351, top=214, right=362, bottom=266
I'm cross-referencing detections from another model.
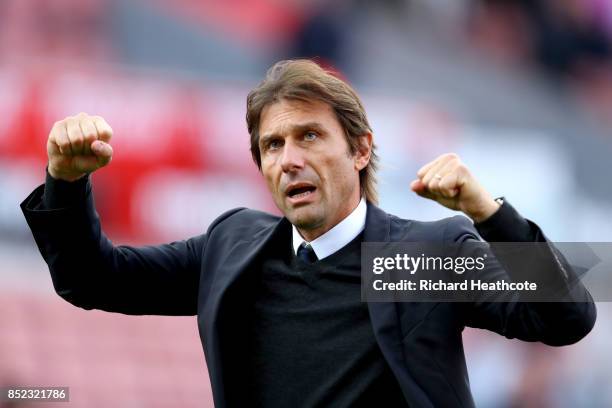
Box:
left=292, top=198, right=367, bottom=260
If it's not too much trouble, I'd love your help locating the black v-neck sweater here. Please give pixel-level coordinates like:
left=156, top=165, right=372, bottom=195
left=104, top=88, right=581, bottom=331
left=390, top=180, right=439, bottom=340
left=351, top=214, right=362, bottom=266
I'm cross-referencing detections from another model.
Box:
left=244, top=231, right=408, bottom=407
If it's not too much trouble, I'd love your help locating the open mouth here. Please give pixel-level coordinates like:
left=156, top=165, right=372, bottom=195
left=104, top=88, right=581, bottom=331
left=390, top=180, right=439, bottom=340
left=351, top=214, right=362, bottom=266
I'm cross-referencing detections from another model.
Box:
left=286, top=185, right=317, bottom=199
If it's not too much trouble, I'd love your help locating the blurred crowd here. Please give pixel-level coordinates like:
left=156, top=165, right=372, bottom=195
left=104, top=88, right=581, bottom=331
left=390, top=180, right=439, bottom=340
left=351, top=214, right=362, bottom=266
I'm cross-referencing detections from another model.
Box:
left=2, top=1, right=611, bottom=75
left=468, top=0, right=612, bottom=125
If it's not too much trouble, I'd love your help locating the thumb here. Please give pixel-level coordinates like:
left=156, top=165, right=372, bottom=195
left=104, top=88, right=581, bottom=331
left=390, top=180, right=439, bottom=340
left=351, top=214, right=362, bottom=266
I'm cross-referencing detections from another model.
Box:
left=91, top=140, right=113, bottom=166
left=410, top=179, right=426, bottom=193
left=410, top=179, right=437, bottom=201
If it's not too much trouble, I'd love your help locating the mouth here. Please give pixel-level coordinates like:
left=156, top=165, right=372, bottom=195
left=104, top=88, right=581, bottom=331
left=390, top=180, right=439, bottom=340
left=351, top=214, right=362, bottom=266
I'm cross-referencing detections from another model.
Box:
left=285, top=183, right=317, bottom=204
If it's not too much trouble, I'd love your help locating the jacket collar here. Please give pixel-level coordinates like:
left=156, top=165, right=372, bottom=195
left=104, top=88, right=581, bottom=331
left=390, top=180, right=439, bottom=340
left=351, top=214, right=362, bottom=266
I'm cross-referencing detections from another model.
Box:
left=205, top=202, right=391, bottom=322
left=200, top=214, right=290, bottom=407
left=210, top=201, right=392, bottom=303
left=363, top=201, right=392, bottom=243
left=363, top=203, right=416, bottom=401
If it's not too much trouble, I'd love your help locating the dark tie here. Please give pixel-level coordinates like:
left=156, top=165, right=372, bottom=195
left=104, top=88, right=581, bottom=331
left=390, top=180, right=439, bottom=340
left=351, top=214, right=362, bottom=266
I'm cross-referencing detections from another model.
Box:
left=297, top=243, right=318, bottom=264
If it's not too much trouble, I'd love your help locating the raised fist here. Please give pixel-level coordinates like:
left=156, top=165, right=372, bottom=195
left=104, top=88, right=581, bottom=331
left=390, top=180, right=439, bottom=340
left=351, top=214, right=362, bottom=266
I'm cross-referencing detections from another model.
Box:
left=410, top=153, right=500, bottom=223
left=47, top=113, right=114, bottom=182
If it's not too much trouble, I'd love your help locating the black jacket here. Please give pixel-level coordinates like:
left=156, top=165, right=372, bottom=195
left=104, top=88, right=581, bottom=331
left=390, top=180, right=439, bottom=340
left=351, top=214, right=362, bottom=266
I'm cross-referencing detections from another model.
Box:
left=21, top=178, right=596, bottom=408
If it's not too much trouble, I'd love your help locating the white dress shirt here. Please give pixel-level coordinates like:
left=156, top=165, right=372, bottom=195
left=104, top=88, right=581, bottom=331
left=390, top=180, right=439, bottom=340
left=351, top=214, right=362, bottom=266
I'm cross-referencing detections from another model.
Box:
left=292, top=198, right=367, bottom=260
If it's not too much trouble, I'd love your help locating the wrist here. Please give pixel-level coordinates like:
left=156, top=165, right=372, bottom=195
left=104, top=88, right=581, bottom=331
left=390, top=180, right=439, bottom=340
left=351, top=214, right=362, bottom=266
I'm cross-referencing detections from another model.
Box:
left=467, top=198, right=501, bottom=223
left=47, top=165, right=85, bottom=183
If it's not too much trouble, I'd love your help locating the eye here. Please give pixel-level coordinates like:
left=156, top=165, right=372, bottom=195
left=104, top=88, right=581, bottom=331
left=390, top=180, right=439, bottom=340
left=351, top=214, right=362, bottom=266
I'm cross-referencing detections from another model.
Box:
left=304, top=131, right=318, bottom=141
left=266, top=139, right=283, bottom=151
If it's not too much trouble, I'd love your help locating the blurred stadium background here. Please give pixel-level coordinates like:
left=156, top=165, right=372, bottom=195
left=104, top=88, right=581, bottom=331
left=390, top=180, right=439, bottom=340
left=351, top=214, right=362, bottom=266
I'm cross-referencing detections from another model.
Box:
left=1, top=0, right=612, bottom=406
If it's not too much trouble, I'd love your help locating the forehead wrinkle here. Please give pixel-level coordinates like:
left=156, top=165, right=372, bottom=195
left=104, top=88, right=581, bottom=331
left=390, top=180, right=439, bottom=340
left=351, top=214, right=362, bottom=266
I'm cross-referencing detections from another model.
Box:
left=259, top=99, right=340, bottom=150
left=261, top=121, right=327, bottom=142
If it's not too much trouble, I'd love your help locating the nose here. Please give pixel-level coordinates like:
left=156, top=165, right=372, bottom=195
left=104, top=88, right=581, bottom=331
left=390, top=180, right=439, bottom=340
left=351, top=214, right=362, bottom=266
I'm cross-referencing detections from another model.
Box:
left=280, top=141, right=304, bottom=173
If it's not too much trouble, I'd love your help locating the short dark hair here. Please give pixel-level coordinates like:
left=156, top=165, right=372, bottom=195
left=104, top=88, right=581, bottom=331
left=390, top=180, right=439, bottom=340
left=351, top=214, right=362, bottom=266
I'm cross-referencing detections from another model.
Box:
left=246, top=59, right=379, bottom=204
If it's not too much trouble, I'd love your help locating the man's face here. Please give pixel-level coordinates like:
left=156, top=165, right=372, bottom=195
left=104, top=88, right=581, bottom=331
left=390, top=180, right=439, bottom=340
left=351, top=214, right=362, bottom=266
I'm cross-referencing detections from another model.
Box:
left=259, top=98, right=369, bottom=240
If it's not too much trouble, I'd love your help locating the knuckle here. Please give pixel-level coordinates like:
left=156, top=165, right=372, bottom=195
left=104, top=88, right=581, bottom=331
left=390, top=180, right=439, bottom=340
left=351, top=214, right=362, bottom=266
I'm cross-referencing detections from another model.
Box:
left=102, top=128, right=113, bottom=140
left=446, top=152, right=459, bottom=160
left=83, top=132, right=97, bottom=141
left=69, top=129, right=83, bottom=140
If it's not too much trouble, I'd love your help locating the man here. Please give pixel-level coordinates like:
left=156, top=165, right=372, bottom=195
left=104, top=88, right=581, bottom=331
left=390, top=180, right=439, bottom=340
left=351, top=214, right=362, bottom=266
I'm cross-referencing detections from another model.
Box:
left=21, top=60, right=595, bottom=407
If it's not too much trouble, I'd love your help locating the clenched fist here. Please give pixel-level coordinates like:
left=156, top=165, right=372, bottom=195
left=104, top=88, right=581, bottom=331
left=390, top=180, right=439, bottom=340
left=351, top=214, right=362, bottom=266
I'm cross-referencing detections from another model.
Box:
left=410, top=153, right=500, bottom=223
left=47, top=113, right=114, bottom=182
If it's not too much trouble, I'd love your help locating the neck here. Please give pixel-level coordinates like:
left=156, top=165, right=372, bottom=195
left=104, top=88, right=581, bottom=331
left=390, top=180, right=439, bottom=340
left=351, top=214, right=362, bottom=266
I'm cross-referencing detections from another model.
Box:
left=298, top=196, right=362, bottom=242
left=298, top=226, right=327, bottom=243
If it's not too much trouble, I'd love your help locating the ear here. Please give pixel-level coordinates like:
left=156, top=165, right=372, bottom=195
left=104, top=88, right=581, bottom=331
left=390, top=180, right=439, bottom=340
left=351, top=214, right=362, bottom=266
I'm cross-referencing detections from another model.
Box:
left=354, top=132, right=373, bottom=171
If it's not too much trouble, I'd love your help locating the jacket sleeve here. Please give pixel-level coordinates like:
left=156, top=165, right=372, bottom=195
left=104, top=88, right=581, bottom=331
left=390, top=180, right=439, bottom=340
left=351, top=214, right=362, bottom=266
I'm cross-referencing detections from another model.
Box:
left=20, top=173, right=238, bottom=316
left=451, top=200, right=597, bottom=346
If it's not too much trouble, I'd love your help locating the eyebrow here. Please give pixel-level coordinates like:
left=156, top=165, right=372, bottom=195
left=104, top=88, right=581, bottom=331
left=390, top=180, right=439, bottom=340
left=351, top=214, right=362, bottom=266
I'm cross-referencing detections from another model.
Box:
left=260, top=122, right=327, bottom=147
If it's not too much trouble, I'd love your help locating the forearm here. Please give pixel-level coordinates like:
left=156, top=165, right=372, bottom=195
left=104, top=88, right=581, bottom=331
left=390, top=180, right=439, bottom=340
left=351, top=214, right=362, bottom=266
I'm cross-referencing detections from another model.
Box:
left=22, top=178, right=107, bottom=307
left=463, top=201, right=597, bottom=345
left=42, top=167, right=91, bottom=209
left=21, top=177, right=203, bottom=315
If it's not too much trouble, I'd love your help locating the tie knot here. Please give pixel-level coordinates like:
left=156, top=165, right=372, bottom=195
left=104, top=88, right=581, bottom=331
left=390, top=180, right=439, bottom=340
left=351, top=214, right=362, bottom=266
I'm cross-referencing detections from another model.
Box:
left=297, top=243, right=318, bottom=264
